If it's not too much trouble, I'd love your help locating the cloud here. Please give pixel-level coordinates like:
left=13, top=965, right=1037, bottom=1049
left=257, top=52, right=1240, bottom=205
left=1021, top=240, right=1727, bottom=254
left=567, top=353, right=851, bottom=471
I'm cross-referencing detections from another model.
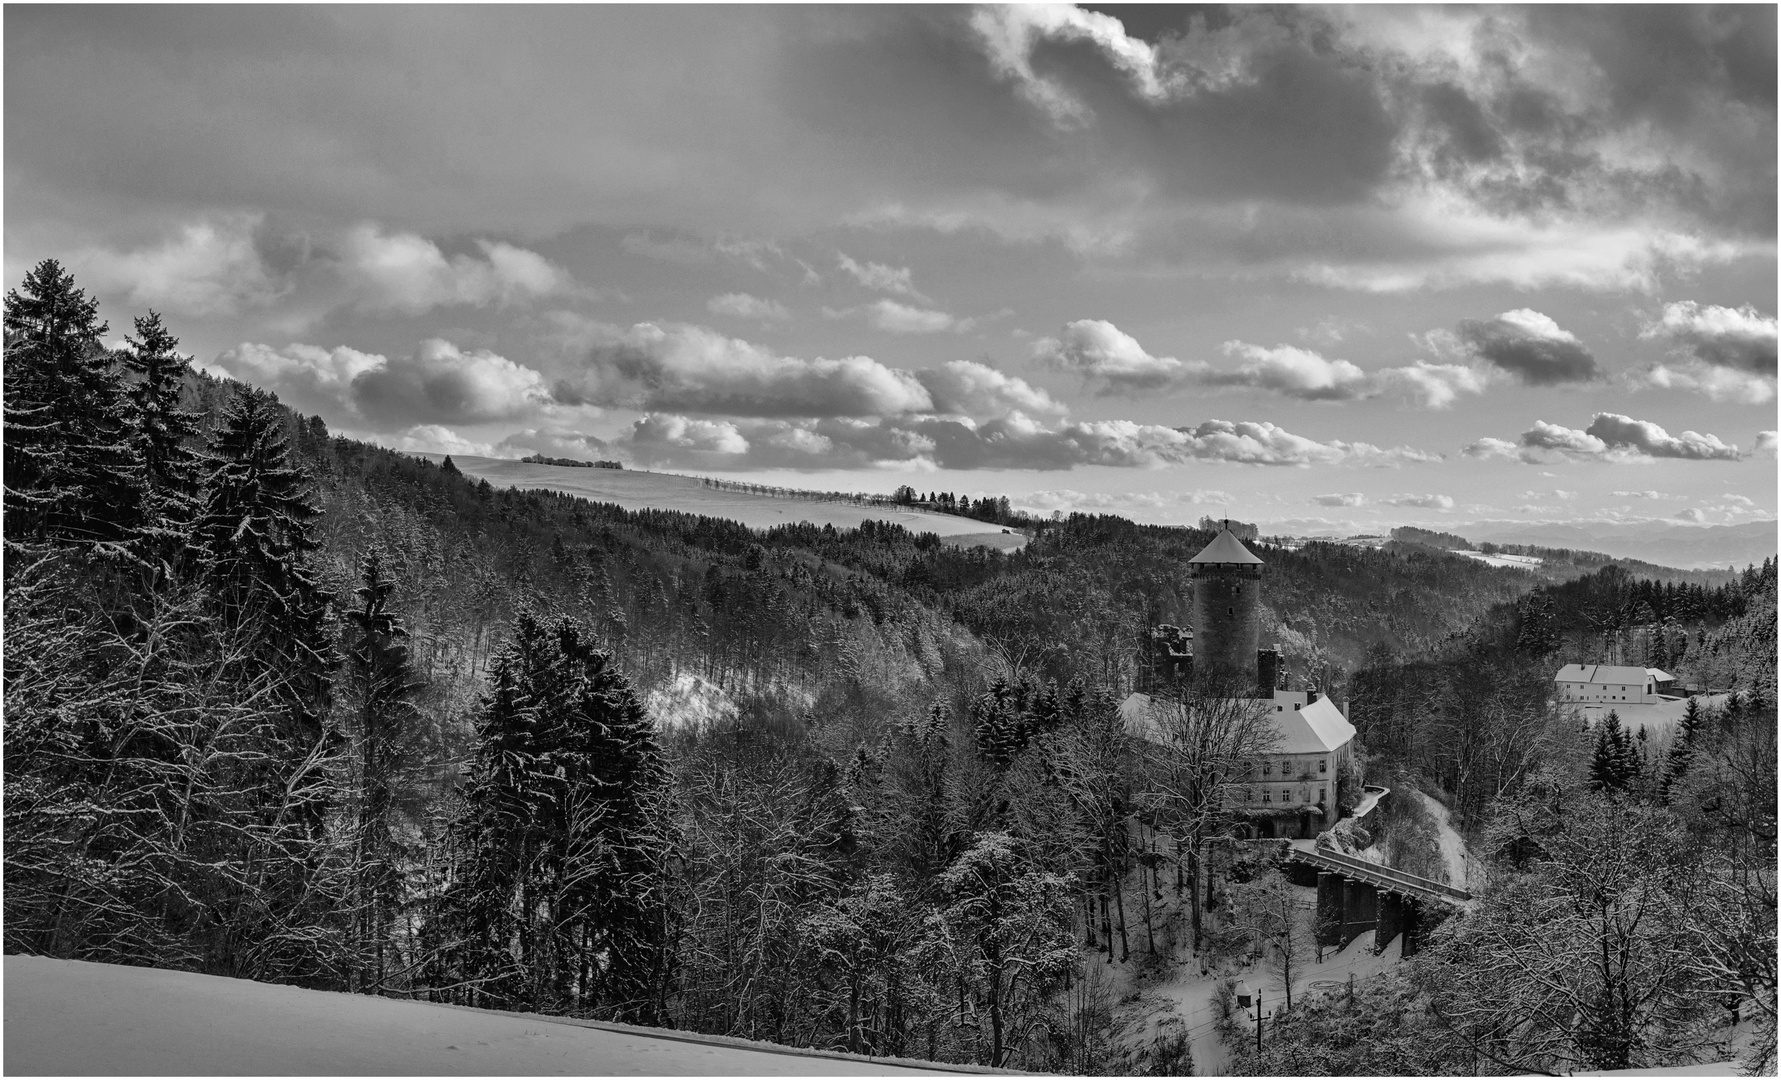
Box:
left=495, top=427, right=616, bottom=460
left=1312, top=493, right=1367, bottom=507
left=1037, top=320, right=1488, bottom=406
left=1514, top=413, right=1743, bottom=462
left=1634, top=361, right=1775, bottom=404
left=707, top=292, right=790, bottom=322
left=571, top=321, right=934, bottom=418
left=1033, top=319, right=1199, bottom=392
left=1584, top=413, right=1742, bottom=461
left=1462, top=437, right=1520, bottom=460
left=380, top=424, right=499, bottom=458
left=1612, top=490, right=1673, bottom=500
left=338, top=225, right=575, bottom=313
left=1756, top=431, right=1778, bottom=456
left=1641, top=302, right=1777, bottom=375
left=1455, top=309, right=1600, bottom=385
left=913, top=360, right=1064, bottom=419
left=1385, top=493, right=1455, bottom=510
left=1210, top=342, right=1372, bottom=400
left=835, top=254, right=931, bottom=302
left=70, top=214, right=284, bottom=317
left=1675, top=507, right=1708, bottom=524
left=1017, top=488, right=1236, bottom=514
left=606, top=411, right=1438, bottom=472
left=865, top=299, right=971, bottom=334
left=210, top=338, right=554, bottom=429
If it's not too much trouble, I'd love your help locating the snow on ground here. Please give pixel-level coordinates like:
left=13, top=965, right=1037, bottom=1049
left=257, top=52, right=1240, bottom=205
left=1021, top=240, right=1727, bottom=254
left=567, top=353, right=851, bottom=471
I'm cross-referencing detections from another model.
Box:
left=1457, top=551, right=1544, bottom=570
left=1568, top=694, right=1729, bottom=740
left=3, top=956, right=967, bottom=1076
left=424, top=456, right=1025, bottom=551
left=1411, top=790, right=1471, bottom=890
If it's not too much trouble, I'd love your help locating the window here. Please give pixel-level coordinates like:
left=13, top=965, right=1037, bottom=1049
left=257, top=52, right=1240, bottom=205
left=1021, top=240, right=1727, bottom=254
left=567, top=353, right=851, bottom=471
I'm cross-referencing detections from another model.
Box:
left=1263, top=761, right=1272, bottom=776
left=1294, top=702, right=1301, bottom=710
left=1282, top=788, right=1292, bottom=802
left=1228, top=607, right=1234, bottom=616
left=1319, top=787, right=1327, bottom=804
left=1319, top=759, right=1327, bottom=774
left=1262, top=792, right=1271, bottom=803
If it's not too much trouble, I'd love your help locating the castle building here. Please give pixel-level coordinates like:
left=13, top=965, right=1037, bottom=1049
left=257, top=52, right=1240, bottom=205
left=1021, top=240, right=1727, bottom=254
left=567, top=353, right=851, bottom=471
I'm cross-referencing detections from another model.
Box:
left=1123, top=523, right=1357, bottom=839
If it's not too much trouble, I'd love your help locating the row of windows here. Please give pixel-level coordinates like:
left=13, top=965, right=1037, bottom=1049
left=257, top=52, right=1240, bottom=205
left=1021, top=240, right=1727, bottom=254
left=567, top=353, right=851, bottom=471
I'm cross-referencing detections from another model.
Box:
left=1249, top=787, right=1328, bottom=805
left=1248, top=757, right=1328, bottom=777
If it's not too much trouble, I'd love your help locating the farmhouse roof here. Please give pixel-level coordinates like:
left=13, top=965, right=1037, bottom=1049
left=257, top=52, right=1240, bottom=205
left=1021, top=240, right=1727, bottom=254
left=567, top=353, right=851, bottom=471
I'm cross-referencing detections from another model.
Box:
left=1189, top=528, right=1263, bottom=565
left=1555, top=664, right=1664, bottom=685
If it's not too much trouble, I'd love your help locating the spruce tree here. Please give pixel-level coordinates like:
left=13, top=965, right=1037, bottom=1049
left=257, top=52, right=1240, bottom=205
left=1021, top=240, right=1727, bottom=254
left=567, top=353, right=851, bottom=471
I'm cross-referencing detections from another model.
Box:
left=194, top=388, right=332, bottom=730
left=3, top=259, right=143, bottom=554
left=121, top=311, right=204, bottom=571
left=1589, top=711, right=1636, bottom=793
left=1661, top=697, right=1706, bottom=800
left=431, top=612, right=667, bottom=1016
left=342, top=549, right=427, bottom=993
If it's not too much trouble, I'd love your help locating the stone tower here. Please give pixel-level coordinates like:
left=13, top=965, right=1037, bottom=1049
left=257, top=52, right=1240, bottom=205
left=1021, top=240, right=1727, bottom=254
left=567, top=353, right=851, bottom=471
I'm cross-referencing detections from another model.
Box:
left=1189, top=522, right=1263, bottom=686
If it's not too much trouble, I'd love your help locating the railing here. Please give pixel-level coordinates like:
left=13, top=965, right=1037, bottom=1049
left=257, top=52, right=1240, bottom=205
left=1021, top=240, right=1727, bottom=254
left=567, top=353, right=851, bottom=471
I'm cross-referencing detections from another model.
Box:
left=1293, top=844, right=1472, bottom=904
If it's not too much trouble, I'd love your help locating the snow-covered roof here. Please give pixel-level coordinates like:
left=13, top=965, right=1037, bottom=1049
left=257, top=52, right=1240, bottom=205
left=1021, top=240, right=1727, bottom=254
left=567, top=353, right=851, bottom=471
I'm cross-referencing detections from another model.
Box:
left=1189, top=528, right=1264, bottom=565
left=1555, top=664, right=1664, bottom=685
left=1646, top=668, right=1675, bottom=683
left=1274, top=695, right=1356, bottom=754
left=1119, top=691, right=1354, bottom=754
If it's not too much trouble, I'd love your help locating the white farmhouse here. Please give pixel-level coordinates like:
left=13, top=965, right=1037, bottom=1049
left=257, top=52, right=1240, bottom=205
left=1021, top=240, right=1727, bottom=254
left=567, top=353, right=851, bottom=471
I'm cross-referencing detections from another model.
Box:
left=1554, top=664, right=1677, bottom=707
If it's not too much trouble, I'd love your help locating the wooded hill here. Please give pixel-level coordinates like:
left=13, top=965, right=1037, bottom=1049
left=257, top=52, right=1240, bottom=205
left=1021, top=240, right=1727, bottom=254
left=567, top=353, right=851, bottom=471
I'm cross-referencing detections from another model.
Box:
left=6, top=260, right=1772, bottom=1073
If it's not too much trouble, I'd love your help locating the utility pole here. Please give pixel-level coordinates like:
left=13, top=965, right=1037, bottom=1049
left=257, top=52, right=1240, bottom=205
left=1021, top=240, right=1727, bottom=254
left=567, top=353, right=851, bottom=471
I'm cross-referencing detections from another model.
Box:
left=1255, top=991, right=1263, bottom=1052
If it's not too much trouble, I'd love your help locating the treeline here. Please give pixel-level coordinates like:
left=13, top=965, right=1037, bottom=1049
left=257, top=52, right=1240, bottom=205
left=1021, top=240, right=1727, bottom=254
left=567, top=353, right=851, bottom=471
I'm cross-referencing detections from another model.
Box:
left=519, top=453, right=622, bottom=469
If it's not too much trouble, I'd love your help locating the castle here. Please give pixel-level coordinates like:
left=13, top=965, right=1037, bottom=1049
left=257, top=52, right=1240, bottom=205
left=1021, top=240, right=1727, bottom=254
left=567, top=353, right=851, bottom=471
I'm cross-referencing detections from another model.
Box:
left=1123, top=522, right=1357, bottom=839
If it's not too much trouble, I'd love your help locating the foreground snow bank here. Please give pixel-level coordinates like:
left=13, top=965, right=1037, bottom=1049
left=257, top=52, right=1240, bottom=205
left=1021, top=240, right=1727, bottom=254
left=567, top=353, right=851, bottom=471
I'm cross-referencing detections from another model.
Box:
left=3, top=956, right=959, bottom=1076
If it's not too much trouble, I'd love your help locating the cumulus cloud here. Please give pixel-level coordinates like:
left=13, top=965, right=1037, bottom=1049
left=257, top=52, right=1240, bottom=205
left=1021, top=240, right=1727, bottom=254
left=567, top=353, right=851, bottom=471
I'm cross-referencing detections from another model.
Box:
left=1513, top=413, right=1743, bottom=462
left=1455, top=309, right=1600, bottom=385
left=605, top=411, right=1438, bottom=472
left=1612, top=490, right=1673, bottom=500
left=1389, top=493, right=1457, bottom=511
left=571, top=321, right=934, bottom=418
left=1037, top=320, right=1487, bottom=406
left=210, top=338, right=554, bottom=429
left=1312, top=493, right=1367, bottom=507
left=71, top=214, right=284, bottom=317
left=835, top=254, right=931, bottom=302
left=914, top=360, right=1064, bottom=419
left=1756, top=431, right=1778, bottom=456
left=707, top=292, right=789, bottom=322
left=382, top=424, right=500, bottom=458
left=1462, top=437, right=1520, bottom=460
left=866, top=299, right=972, bottom=334
left=1635, top=362, right=1775, bottom=404
left=338, top=224, right=575, bottom=313
left=968, top=4, right=1181, bottom=126
left=1641, top=302, right=1777, bottom=375
left=1033, top=319, right=1199, bottom=392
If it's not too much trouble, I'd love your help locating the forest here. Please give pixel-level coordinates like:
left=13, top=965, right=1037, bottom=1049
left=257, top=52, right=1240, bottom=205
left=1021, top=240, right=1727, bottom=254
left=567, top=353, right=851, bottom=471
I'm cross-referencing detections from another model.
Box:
left=4, top=260, right=1774, bottom=1074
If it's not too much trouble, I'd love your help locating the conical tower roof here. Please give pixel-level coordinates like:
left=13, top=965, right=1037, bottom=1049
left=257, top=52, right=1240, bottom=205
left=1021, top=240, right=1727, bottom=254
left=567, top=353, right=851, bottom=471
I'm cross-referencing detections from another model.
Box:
left=1189, top=527, right=1263, bottom=565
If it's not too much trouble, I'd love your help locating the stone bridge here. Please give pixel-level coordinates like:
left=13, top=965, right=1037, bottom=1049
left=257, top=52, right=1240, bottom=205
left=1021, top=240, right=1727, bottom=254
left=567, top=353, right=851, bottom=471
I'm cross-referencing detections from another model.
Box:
left=1286, top=843, right=1471, bottom=957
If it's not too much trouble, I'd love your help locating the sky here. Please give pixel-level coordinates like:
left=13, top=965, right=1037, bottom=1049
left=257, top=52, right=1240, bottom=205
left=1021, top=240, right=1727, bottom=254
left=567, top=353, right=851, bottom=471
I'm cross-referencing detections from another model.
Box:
left=6, top=4, right=1776, bottom=535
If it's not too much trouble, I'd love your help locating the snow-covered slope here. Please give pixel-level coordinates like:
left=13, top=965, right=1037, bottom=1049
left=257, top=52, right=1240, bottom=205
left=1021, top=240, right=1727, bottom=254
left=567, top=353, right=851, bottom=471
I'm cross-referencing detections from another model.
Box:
left=422, top=456, right=1025, bottom=551
left=3, top=956, right=962, bottom=1075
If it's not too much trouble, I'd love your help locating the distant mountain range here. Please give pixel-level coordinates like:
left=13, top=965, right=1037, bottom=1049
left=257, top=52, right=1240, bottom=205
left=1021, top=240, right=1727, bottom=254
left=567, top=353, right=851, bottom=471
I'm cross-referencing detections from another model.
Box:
left=1459, top=519, right=1777, bottom=571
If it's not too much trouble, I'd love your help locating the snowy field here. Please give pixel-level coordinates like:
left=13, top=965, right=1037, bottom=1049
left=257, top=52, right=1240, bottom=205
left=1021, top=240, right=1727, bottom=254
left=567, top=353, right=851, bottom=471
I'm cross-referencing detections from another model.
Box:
left=1457, top=550, right=1544, bottom=570
left=421, top=456, right=1026, bottom=551
left=1569, top=693, right=1729, bottom=739
left=3, top=956, right=965, bottom=1075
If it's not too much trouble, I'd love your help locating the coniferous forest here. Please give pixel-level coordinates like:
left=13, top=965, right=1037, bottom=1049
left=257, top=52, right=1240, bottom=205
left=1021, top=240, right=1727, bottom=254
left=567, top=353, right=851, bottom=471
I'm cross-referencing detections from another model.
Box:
left=5, top=261, right=1775, bottom=1073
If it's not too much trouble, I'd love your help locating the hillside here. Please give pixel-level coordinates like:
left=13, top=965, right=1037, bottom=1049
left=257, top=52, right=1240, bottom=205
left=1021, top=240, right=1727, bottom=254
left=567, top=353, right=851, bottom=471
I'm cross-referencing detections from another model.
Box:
left=2, top=956, right=958, bottom=1075
left=1464, top=519, right=1776, bottom=572
left=422, top=455, right=1025, bottom=551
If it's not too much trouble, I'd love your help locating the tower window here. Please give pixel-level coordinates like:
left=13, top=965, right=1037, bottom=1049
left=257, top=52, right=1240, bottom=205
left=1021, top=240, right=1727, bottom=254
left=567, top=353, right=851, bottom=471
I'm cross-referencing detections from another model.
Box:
left=1228, top=607, right=1234, bottom=616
